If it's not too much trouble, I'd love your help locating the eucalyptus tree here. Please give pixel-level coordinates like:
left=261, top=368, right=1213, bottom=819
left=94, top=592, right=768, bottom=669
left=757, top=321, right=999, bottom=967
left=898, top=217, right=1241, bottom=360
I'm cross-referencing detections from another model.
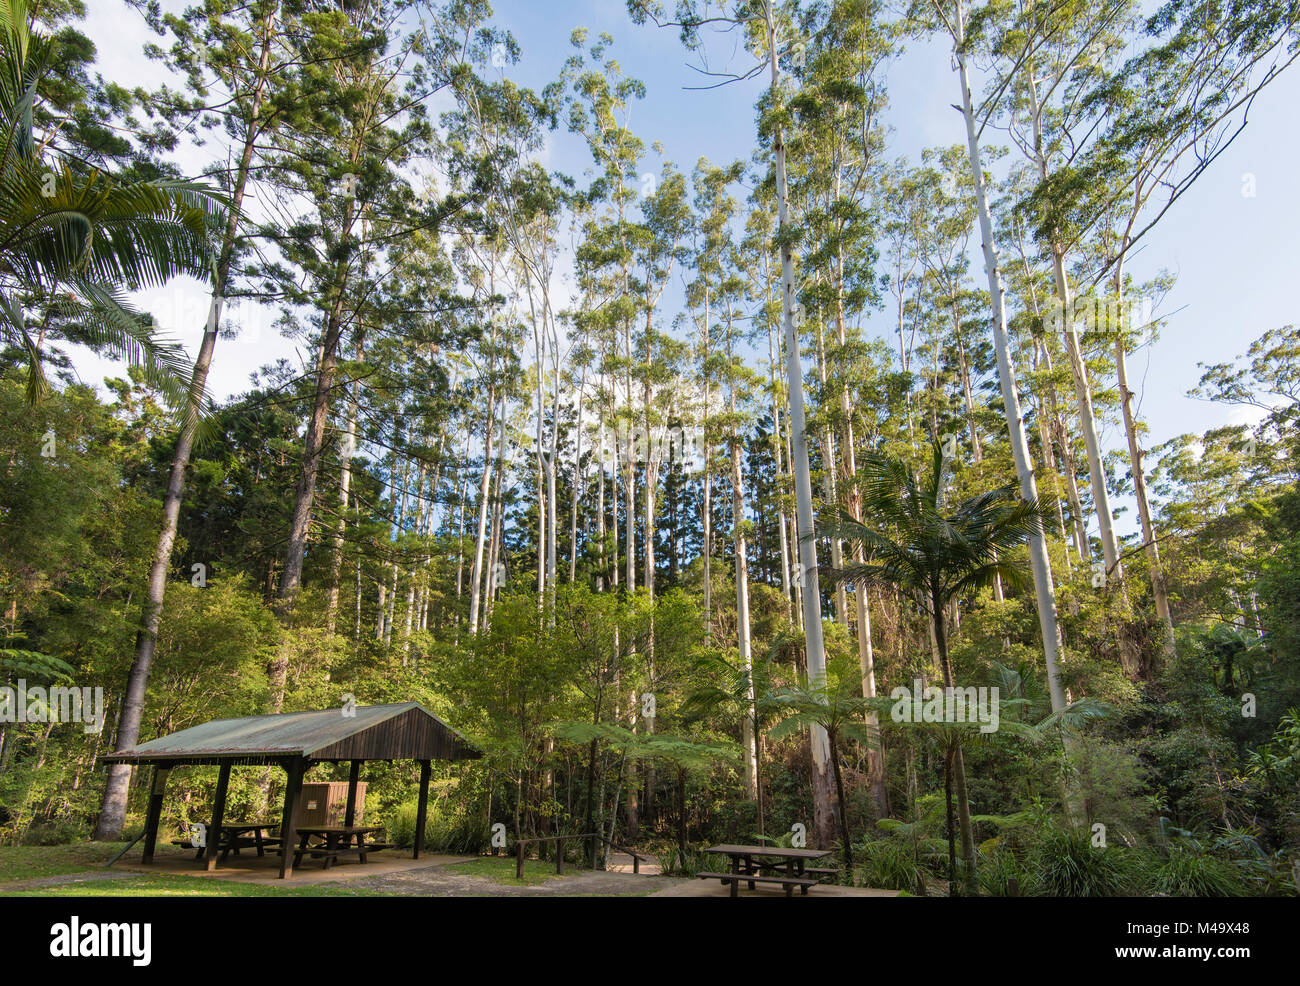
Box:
left=686, top=158, right=742, bottom=642
left=631, top=162, right=691, bottom=610
left=1023, top=0, right=1300, bottom=647
left=999, top=169, right=1090, bottom=568
left=912, top=0, right=1067, bottom=713
left=746, top=206, right=799, bottom=619
left=783, top=0, right=894, bottom=817
left=439, top=51, right=552, bottom=628
left=629, top=0, right=841, bottom=849
left=913, top=146, right=988, bottom=462
left=877, top=161, right=926, bottom=440
left=556, top=30, right=646, bottom=596
left=982, top=0, right=1138, bottom=589
left=689, top=158, right=759, bottom=795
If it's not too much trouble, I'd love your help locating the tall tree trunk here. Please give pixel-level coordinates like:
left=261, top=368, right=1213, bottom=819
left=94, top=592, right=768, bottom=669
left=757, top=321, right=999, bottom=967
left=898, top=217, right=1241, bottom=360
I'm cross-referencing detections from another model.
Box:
left=766, top=313, right=794, bottom=622
left=468, top=382, right=497, bottom=634
left=730, top=344, right=758, bottom=800
left=932, top=588, right=976, bottom=893
left=327, top=331, right=363, bottom=633
left=833, top=239, right=889, bottom=819
left=953, top=6, right=1067, bottom=712
left=1111, top=261, right=1175, bottom=652
left=765, top=1, right=837, bottom=848
left=1025, top=63, right=1123, bottom=581
left=96, top=17, right=276, bottom=838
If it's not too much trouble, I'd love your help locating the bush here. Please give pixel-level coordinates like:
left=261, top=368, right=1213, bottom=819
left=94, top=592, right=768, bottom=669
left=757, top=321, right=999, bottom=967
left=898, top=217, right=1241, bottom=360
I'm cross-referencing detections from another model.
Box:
left=384, top=800, right=492, bottom=854
left=425, top=811, right=492, bottom=854
left=977, top=845, right=1034, bottom=897
left=854, top=837, right=929, bottom=894
left=21, top=818, right=87, bottom=846
left=1030, top=827, right=1133, bottom=896
left=1150, top=846, right=1250, bottom=897
left=659, top=846, right=710, bottom=877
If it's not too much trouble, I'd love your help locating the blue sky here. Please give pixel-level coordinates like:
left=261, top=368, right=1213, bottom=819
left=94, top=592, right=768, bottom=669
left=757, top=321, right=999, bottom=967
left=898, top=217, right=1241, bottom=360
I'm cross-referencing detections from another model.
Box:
left=79, top=0, right=1299, bottom=536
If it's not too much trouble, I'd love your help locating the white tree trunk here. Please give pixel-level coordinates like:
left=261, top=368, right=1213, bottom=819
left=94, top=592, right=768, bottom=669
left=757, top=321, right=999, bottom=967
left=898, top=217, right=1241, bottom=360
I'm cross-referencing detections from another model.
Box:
left=953, top=15, right=1066, bottom=712
left=765, top=1, right=836, bottom=847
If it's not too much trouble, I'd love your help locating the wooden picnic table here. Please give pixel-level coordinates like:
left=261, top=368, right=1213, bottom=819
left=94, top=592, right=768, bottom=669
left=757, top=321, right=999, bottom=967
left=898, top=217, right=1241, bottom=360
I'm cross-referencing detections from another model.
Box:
left=180, top=821, right=280, bottom=861
left=293, top=825, right=389, bottom=870
left=700, top=844, right=835, bottom=897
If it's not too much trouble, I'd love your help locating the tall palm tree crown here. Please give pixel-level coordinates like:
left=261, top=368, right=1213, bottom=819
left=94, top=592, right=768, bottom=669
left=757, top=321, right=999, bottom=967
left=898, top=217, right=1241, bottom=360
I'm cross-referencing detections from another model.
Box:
left=829, top=444, right=1047, bottom=668
left=0, top=0, right=221, bottom=403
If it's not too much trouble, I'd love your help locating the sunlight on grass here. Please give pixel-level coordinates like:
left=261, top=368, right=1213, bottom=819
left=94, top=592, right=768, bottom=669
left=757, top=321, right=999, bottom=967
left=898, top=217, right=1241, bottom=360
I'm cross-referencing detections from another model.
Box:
left=0, top=841, right=203, bottom=884
left=5, top=874, right=380, bottom=897
left=448, top=856, right=566, bottom=886
left=0, top=842, right=128, bottom=882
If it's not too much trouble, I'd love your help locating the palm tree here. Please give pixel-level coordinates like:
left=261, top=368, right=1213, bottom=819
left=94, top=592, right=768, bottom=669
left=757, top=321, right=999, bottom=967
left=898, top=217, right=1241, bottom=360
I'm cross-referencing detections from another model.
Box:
left=0, top=0, right=218, bottom=403
left=826, top=445, right=1049, bottom=892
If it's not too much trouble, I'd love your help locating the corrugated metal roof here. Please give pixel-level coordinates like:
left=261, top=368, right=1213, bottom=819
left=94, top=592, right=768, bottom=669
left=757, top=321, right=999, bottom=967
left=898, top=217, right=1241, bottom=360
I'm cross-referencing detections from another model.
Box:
left=101, top=702, right=481, bottom=764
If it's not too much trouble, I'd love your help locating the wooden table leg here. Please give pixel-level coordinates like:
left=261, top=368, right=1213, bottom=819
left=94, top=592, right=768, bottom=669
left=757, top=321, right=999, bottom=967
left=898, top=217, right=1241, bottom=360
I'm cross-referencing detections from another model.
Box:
left=358, top=831, right=368, bottom=864
left=746, top=855, right=756, bottom=891
left=254, top=828, right=265, bottom=858
left=294, top=832, right=309, bottom=868
left=325, top=833, right=339, bottom=869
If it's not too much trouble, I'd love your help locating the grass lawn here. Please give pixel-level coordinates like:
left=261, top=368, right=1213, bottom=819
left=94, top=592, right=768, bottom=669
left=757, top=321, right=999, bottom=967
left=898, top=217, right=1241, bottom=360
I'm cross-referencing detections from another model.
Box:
left=0, top=841, right=137, bottom=882
left=447, top=856, right=567, bottom=885
left=5, top=873, right=380, bottom=897
left=0, top=843, right=379, bottom=896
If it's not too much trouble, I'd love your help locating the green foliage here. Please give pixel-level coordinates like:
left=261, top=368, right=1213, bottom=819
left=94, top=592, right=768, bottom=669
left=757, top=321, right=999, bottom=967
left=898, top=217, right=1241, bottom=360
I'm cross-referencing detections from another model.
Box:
left=659, top=845, right=710, bottom=877
left=1150, top=845, right=1249, bottom=897
left=1029, top=826, right=1132, bottom=897
left=854, top=836, right=929, bottom=894
left=0, top=0, right=1298, bottom=902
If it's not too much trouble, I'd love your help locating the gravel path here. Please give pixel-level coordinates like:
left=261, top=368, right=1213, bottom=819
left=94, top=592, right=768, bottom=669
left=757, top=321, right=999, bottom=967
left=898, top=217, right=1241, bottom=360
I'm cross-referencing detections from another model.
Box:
left=350, top=866, right=687, bottom=897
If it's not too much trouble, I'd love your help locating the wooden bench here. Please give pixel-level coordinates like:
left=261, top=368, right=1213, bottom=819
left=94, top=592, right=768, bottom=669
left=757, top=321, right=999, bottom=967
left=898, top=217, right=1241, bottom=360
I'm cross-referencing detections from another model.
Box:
left=293, top=843, right=396, bottom=866
left=697, top=870, right=823, bottom=898
left=172, top=823, right=280, bottom=862
left=293, top=826, right=391, bottom=869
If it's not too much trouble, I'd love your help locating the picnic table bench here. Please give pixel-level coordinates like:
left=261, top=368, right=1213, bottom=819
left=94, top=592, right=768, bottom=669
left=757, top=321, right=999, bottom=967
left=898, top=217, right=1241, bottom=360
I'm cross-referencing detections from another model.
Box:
left=292, top=825, right=393, bottom=869
left=698, top=844, right=836, bottom=897
left=173, top=821, right=280, bottom=862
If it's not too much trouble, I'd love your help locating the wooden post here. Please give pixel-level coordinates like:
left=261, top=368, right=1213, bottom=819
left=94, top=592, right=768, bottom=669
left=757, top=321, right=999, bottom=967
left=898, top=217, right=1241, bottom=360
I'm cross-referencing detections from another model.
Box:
left=556, top=837, right=564, bottom=875
left=279, top=758, right=305, bottom=879
left=344, top=760, right=361, bottom=828
left=413, top=760, right=431, bottom=859
left=204, top=761, right=232, bottom=872
left=140, top=764, right=172, bottom=865
left=516, top=840, right=525, bottom=880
